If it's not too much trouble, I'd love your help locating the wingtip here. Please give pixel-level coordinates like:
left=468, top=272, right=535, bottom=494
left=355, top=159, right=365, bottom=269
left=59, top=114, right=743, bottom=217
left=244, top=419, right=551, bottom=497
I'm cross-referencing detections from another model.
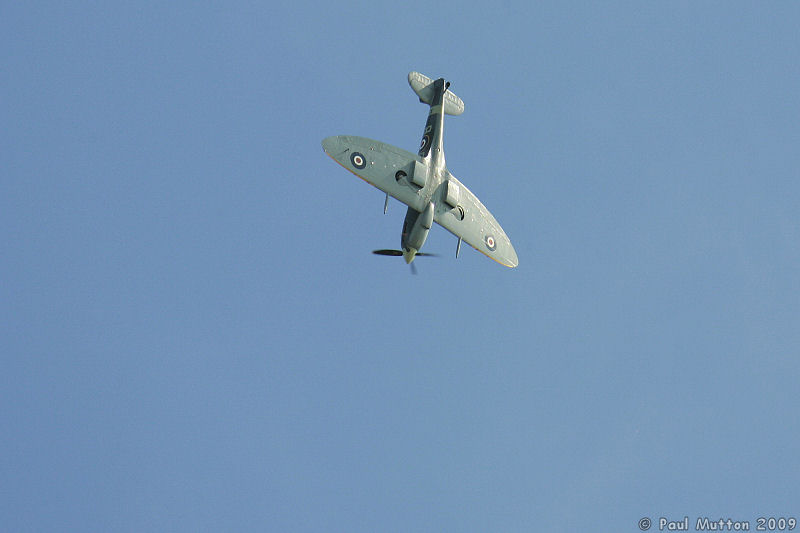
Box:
left=508, top=250, right=519, bottom=268
left=501, top=256, right=519, bottom=268
left=321, top=136, right=335, bottom=153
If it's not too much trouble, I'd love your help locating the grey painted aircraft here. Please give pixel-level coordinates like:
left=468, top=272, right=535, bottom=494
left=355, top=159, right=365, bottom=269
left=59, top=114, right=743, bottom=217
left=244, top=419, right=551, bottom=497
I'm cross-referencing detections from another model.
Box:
left=322, top=72, right=518, bottom=269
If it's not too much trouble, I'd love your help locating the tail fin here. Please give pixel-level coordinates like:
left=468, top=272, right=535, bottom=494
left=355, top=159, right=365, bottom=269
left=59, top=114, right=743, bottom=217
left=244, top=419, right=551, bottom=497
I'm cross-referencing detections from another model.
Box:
left=408, top=72, right=465, bottom=116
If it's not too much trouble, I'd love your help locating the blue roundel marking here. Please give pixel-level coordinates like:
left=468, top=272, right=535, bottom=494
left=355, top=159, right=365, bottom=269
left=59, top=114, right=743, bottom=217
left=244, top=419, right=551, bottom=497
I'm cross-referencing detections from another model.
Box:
left=484, top=234, right=497, bottom=252
left=350, top=152, right=367, bottom=169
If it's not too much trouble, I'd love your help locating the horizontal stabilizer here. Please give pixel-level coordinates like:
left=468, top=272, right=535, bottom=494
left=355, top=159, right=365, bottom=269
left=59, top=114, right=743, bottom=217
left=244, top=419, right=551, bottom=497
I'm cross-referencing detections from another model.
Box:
left=408, top=71, right=465, bottom=116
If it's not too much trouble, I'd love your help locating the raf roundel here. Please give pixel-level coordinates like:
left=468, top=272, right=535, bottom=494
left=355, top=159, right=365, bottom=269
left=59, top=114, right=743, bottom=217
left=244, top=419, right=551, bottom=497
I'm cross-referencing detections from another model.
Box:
left=484, top=234, right=497, bottom=252
left=420, top=135, right=431, bottom=152
left=350, top=151, right=367, bottom=169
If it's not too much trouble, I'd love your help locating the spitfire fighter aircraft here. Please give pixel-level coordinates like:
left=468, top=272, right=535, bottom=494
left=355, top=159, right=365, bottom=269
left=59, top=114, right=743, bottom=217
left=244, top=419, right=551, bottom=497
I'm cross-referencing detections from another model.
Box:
left=322, top=72, right=518, bottom=269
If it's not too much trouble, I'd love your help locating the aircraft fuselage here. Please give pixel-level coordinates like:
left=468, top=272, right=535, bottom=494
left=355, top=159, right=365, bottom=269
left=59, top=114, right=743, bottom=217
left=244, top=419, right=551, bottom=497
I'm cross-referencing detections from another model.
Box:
left=400, top=77, right=449, bottom=263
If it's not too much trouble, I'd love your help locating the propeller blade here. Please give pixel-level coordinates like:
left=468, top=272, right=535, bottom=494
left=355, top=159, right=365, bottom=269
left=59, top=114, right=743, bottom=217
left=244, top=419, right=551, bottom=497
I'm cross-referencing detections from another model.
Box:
left=372, top=249, right=438, bottom=258
left=410, top=262, right=418, bottom=275
left=372, top=249, right=404, bottom=256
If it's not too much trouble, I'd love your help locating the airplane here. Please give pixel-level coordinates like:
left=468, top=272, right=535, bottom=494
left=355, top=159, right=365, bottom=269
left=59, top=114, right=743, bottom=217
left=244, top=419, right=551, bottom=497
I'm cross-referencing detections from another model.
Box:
left=322, top=71, right=518, bottom=270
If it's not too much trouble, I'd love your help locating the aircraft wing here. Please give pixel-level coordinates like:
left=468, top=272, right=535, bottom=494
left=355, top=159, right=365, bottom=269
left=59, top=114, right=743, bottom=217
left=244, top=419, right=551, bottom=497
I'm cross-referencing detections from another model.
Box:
left=322, top=135, right=518, bottom=268
left=321, top=135, right=427, bottom=213
left=433, top=175, right=519, bottom=268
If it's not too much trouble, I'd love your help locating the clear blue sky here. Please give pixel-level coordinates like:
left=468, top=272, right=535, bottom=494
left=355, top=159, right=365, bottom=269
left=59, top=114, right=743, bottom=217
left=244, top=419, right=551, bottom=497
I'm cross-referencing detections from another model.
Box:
left=3, top=2, right=799, bottom=531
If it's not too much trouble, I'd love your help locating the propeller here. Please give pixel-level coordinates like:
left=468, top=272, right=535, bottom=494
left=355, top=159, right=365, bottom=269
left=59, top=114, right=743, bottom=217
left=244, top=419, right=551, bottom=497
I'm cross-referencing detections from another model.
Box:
left=371, top=250, right=439, bottom=257
left=371, top=249, right=439, bottom=275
